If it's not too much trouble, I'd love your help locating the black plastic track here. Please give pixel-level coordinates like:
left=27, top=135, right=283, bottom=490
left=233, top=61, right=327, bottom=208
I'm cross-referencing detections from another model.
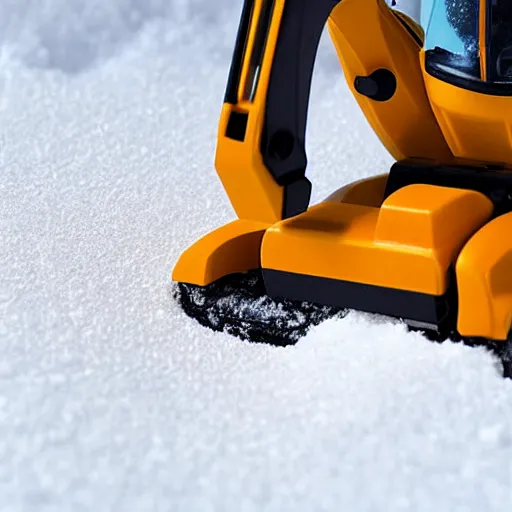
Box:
left=172, top=270, right=512, bottom=378
left=173, top=270, right=345, bottom=346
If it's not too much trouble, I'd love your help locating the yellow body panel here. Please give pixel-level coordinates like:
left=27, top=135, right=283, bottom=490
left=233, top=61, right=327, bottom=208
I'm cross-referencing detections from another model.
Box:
left=375, top=185, right=493, bottom=253
left=172, top=220, right=270, bottom=286
left=392, top=10, right=425, bottom=43
left=215, top=106, right=284, bottom=223
left=457, top=213, right=512, bottom=340
left=262, top=185, right=492, bottom=296
left=328, top=0, right=452, bottom=162
left=423, top=53, right=512, bottom=166
left=325, top=174, right=388, bottom=207
left=215, top=0, right=286, bottom=223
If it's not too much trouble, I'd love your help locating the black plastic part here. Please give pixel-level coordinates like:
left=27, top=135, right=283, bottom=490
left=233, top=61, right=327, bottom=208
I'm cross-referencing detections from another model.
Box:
left=385, top=159, right=512, bottom=217
left=501, top=337, right=512, bottom=379
left=496, top=45, right=512, bottom=80
left=460, top=334, right=512, bottom=380
left=392, top=11, right=422, bottom=47
left=425, top=49, right=512, bottom=96
left=174, top=270, right=345, bottom=346
left=354, top=69, right=397, bottom=102
left=243, top=0, right=276, bottom=101
left=283, top=177, right=312, bottom=219
left=226, top=111, right=249, bottom=142
left=224, top=0, right=255, bottom=104
left=263, top=269, right=455, bottom=334
left=174, top=268, right=512, bottom=379
left=269, top=130, right=295, bottom=161
left=260, top=0, right=341, bottom=186
left=487, top=1, right=512, bottom=82
left=354, top=76, right=379, bottom=98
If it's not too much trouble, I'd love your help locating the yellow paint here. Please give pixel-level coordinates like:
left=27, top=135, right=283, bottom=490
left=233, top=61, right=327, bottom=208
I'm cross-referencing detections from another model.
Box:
left=375, top=185, right=493, bottom=253
left=262, top=185, right=492, bottom=296
left=172, top=219, right=270, bottom=286
left=422, top=52, right=512, bottom=166
left=215, top=0, right=286, bottom=223
left=325, top=173, right=388, bottom=207
left=328, top=0, right=452, bottom=163
left=457, top=213, right=512, bottom=340
left=479, top=0, right=488, bottom=80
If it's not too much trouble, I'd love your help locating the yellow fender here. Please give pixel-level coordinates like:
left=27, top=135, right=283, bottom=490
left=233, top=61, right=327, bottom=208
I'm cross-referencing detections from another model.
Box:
left=172, top=220, right=269, bottom=286
left=457, top=213, right=512, bottom=340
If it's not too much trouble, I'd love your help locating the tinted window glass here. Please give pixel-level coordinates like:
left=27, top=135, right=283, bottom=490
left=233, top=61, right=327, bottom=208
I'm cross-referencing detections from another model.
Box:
left=489, top=0, right=512, bottom=81
left=425, top=0, right=481, bottom=79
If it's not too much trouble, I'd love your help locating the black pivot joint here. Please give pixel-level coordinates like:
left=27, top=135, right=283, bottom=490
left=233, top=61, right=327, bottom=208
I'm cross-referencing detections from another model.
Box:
left=354, top=68, right=397, bottom=102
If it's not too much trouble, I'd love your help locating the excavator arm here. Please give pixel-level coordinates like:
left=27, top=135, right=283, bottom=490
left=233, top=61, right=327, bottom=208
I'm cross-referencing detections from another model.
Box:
left=174, top=0, right=452, bottom=286
left=215, top=0, right=452, bottom=225
left=217, top=0, right=342, bottom=223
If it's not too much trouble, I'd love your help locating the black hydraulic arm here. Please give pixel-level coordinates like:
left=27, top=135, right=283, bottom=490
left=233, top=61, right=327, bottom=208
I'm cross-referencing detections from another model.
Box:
left=262, top=0, right=341, bottom=179
left=225, top=0, right=342, bottom=218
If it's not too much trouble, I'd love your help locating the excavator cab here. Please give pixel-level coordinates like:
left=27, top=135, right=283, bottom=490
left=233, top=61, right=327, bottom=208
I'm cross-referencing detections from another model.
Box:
left=422, top=0, right=512, bottom=164
left=173, top=0, right=512, bottom=378
left=424, top=0, right=512, bottom=87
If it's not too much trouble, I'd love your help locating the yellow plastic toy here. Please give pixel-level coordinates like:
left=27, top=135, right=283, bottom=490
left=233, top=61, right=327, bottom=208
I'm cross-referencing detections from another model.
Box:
left=173, top=0, right=512, bottom=378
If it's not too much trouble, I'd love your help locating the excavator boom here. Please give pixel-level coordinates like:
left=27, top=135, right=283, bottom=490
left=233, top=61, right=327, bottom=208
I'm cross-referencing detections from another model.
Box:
left=215, top=0, right=452, bottom=225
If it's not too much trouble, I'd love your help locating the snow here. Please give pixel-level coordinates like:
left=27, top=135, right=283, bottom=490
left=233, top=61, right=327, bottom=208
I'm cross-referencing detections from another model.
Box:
left=1, top=0, right=511, bottom=510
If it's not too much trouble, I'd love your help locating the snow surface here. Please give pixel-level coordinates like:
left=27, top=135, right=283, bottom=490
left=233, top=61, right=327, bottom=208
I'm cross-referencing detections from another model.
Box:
left=1, top=0, right=511, bottom=510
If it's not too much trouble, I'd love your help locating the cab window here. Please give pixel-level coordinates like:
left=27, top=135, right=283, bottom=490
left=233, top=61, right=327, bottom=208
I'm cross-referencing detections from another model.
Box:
left=425, top=0, right=480, bottom=80
left=489, top=0, right=512, bottom=81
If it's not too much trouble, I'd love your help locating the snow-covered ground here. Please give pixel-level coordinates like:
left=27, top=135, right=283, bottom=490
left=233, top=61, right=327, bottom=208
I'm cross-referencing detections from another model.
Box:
left=1, top=1, right=511, bottom=510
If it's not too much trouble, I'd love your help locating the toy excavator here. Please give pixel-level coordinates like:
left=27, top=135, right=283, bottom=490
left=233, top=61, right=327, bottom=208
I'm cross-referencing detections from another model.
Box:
left=173, top=0, right=512, bottom=377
